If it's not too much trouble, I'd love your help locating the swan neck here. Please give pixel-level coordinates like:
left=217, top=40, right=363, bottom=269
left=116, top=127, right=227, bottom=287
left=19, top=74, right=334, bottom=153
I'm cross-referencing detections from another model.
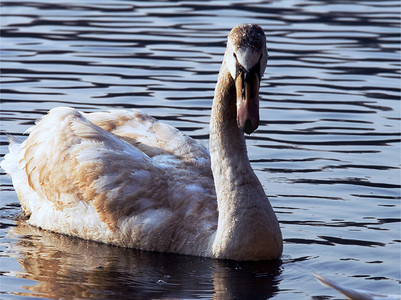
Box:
left=209, top=60, right=283, bottom=260
left=209, top=62, right=250, bottom=174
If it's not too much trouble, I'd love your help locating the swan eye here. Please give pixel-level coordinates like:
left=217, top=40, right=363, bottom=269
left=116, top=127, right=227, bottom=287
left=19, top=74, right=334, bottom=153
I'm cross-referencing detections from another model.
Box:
left=249, top=54, right=263, bottom=79
left=233, top=52, right=242, bottom=78
left=233, top=52, right=240, bottom=78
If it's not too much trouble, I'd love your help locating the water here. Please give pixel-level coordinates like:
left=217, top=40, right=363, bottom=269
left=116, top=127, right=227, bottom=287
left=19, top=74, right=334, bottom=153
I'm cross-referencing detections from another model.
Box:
left=1, top=0, right=400, bottom=299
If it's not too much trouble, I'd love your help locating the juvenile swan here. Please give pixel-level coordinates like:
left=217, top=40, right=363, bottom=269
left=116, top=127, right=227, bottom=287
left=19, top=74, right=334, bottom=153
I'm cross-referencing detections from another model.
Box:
left=1, top=24, right=283, bottom=261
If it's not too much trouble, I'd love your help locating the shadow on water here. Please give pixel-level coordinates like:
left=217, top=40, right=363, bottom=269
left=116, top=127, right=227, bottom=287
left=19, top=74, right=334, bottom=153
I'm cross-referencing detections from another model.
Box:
left=8, top=223, right=282, bottom=299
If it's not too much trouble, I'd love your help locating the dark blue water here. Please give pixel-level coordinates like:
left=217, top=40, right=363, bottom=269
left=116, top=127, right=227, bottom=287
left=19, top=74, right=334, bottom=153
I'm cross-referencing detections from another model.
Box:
left=1, top=0, right=400, bottom=299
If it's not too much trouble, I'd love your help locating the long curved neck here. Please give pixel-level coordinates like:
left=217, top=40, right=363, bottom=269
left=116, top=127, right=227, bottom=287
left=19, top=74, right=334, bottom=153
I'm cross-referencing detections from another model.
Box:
left=209, top=61, right=252, bottom=184
left=209, top=60, right=282, bottom=261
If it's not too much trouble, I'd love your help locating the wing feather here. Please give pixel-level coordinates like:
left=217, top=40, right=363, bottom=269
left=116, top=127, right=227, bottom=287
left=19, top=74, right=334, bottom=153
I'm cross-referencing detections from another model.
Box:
left=2, top=107, right=217, bottom=254
left=86, top=109, right=211, bottom=172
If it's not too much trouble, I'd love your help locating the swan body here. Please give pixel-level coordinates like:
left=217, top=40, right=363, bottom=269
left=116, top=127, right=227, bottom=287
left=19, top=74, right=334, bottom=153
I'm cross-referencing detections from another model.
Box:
left=315, top=273, right=401, bottom=300
left=1, top=24, right=282, bottom=261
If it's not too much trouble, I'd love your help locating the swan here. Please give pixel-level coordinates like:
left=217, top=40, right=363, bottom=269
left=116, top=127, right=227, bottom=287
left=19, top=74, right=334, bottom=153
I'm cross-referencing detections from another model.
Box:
left=315, top=273, right=401, bottom=300
left=1, top=24, right=283, bottom=261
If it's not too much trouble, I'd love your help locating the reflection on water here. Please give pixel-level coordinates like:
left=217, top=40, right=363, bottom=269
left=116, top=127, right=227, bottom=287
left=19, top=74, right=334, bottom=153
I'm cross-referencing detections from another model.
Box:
left=1, top=0, right=400, bottom=299
left=9, top=224, right=281, bottom=299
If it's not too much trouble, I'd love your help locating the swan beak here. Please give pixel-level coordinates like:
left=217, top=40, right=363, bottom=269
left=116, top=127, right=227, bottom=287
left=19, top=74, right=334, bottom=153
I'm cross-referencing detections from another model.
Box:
left=236, top=70, right=260, bottom=134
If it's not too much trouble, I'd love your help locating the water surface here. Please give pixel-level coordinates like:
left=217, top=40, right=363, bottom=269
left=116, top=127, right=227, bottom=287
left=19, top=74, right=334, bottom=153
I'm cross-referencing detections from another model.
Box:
left=1, top=0, right=400, bottom=299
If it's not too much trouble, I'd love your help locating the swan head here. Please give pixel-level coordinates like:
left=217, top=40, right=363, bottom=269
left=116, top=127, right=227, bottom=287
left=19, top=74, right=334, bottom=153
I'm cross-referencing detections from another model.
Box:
left=225, top=24, right=268, bottom=134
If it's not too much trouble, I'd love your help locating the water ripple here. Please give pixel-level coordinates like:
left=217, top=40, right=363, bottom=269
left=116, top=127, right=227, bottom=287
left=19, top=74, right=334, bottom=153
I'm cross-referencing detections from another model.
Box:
left=1, top=0, right=400, bottom=299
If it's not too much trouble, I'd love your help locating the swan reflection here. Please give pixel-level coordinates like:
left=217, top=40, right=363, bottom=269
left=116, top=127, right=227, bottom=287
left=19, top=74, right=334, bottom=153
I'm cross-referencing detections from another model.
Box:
left=9, top=223, right=282, bottom=299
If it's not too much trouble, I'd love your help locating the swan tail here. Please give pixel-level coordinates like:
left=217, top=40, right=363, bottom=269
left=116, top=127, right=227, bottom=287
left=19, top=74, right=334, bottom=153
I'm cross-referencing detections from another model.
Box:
left=1, top=134, right=34, bottom=216
left=1, top=134, right=23, bottom=179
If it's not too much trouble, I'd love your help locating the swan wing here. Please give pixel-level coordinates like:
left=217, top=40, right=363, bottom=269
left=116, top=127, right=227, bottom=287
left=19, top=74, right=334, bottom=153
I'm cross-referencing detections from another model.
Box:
left=85, top=109, right=211, bottom=173
left=2, top=107, right=217, bottom=255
